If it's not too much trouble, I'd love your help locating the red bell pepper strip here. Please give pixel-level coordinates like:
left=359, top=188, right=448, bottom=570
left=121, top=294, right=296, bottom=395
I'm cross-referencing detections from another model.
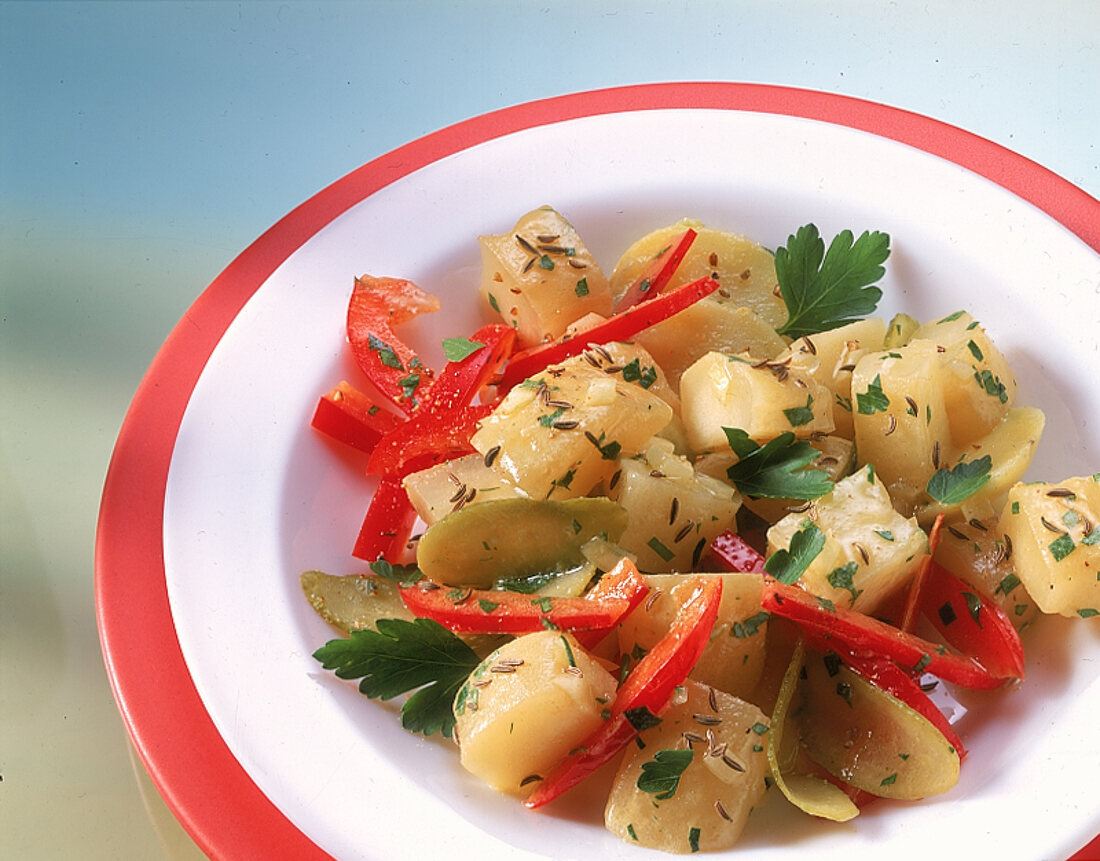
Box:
left=802, top=628, right=967, bottom=759
left=351, top=475, right=419, bottom=562
left=899, top=514, right=944, bottom=634
left=919, top=560, right=1025, bottom=680
left=423, top=323, right=515, bottom=412
left=612, top=227, right=697, bottom=312
left=761, top=577, right=1005, bottom=691
left=346, top=275, right=440, bottom=414
left=525, top=576, right=722, bottom=808
left=398, top=570, right=646, bottom=636
left=572, top=558, right=652, bottom=650
left=497, top=276, right=720, bottom=392
left=310, top=381, right=402, bottom=454
left=706, top=530, right=767, bottom=574
left=366, top=402, right=491, bottom=478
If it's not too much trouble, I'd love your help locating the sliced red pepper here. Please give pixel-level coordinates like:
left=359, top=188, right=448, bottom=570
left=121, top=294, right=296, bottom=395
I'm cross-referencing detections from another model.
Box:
left=761, top=577, right=1004, bottom=691
left=572, top=558, right=652, bottom=651
left=366, top=402, right=491, bottom=478
left=899, top=514, right=944, bottom=634
left=346, top=275, right=440, bottom=414
left=497, top=276, right=720, bottom=392
left=525, top=576, right=722, bottom=808
left=310, top=381, right=403, bottom=454
left=612, top=228, right=696, bottom=312
left=706, top=530, right=766, bottom=573
left=422, top=323, right=515, bottom=412
left=919, top=560, right=1025, bottom=680
left=802, top=629, right=967, bottom=760
left=351, top=475, right=419, bottom=562
left=398, top=575, right=643, bottom=636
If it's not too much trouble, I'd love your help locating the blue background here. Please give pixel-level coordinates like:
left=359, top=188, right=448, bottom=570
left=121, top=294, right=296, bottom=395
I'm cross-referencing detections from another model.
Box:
left=1, top=2, right=1096, bottom=857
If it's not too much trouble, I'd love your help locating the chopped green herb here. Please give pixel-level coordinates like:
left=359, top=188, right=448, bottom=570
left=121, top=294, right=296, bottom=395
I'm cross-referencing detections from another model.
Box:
left=478, top=599, right=500, bottom=613
left=731, top=611, right=770, bottom=639
left=624, top=706, right=663, bottom=732
left=627, top=824, right=638, bottom=841
left=967, top=340, right=985, bottom=361
left=996, top=572, right=1022, bottom=595
left=648, top=536, right=676, bottom=562
left=538, top=254, right=554, bottom=271
left=913, top=653, right=931, bottom=673
left=856, top=373, right=890, bottom=414
left=751, top=722, right=770, bottom=736
left=574, top=277, right=590, bottom=297
left=621, top=358, right=658, bottom=389
left=880, top=773, right=898, bottom=786
left=963, top=592, right=983, bottom=625
left=688, top=827, right=702, bottom=853
left=783, top=394, right=816, bottom=427
left=313, top=618, right=479, bottom=738
left=764, top=521, right=826, bottom=584
left=441, top=336, right=485, bottom=362
left=874, top=529, right=895, bottom=541
left=826, top=562, right=863, bottom=606
left=487, top=292, right=501, bottom=313
left=1078, top=608, right=1098, bottom=618
left=974, top=368, right=1009, bottom=403
left=937, top=310, right=966, bottom=323
left=1049, top=533, right=1076, bottom=561
left=925, top=456, right=992, bottom=505
left=724, top=429, right=834, bottom=499
left=368, top=559, right=422, bottom=585
left=938, top=602, right=958, bottom=626
left=773, top=223, right=889, bottom=338
left=637, top=749, right=694, bottom=800
left=1083, top=529, right=1100, bottom=546
left=368, top=333, right=404, bottom=369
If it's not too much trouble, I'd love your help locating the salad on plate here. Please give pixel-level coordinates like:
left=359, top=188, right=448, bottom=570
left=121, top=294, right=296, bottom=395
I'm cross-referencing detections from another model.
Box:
left=300, top=206, right=1098, bottom=854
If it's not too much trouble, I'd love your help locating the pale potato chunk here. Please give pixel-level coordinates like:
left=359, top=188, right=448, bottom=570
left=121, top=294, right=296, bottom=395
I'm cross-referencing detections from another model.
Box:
left=609, top=439, right=741, bottom=573
left=778, top=317, right=887, bottom=439
left=608, top=218, right=788, bottom=328
left=479, top=206, right=612, bottom=347
left=851, top=340, right=951, bottom=515
left=605, top=680, right=770, bottom=853
left=453, top=631, right=618, bottom=796
left=680, top=351, right=835, bottom=454
left=558, top=336, right=681, bottom=415
left=470, top=361, right=672, bottom=500
left=402, top=453, right=527, bottom=525
left=637, top=301, right=787, bottom=388
left=998, top=475, right=1100, bottom=618
left=767, top=466, right=927, bottom=614
left=913, top=310, right=1017, bottom=446
left=617, top=573, right=768, bottom=699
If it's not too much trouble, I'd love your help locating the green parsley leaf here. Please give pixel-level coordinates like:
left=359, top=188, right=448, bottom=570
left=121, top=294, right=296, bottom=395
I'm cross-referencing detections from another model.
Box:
left=764, top=521, right=826, bottom=584
left=826, top=561, right=863, bottom=606
left=774, top=223, right=890, bottom=338
left=624, top=706, right=663, bottom=732
left=441, top=336, right=486, bottom=362
left=648, top=536, right=676, bottom=562
left=621, top=358, right=658, bottom=389
left=856, top=373, right=890, bottom=414
left=925, top=455, right=992, bottom=505
left=368, top=333, right=404, bottom=369
left=368, top=559, right=422, bottom=585
left=637, top=749, right=694, bottom=800
left=723, top=429, right=835, bottom=500
left=1049, top=533, right=1076, bottom=561
left=783, top=394, right=816, bottom=427
left=312, top=618, right=480, bottom=738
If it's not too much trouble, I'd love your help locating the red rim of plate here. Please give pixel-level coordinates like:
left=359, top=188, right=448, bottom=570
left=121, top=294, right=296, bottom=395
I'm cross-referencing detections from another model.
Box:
left=94, top=82, right=1100, bottom=860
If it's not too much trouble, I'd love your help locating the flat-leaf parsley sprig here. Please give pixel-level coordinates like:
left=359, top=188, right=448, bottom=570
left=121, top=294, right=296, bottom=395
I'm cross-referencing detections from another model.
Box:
left=775, top=224, right=890, bottom=339
left=313, top=617, right=480, bottom=738
left=723, top=428, right=835, bottom=500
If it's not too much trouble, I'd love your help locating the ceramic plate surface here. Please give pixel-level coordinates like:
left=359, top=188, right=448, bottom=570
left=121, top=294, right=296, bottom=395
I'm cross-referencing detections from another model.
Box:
left=96, top=83, right=1100, bottom=861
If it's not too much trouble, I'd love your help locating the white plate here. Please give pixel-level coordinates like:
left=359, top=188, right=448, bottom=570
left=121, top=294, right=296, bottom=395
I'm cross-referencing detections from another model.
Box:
left=97, top=84, right=1100, bottom=861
